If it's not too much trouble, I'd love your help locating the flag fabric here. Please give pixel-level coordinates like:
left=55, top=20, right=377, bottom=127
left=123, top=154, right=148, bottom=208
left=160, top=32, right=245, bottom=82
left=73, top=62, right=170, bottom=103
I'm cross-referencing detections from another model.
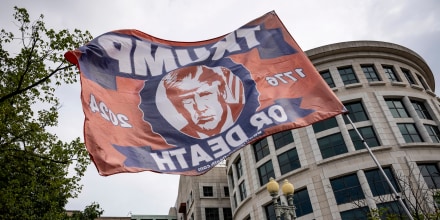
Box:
left=65, top=11, right=346, bottom=176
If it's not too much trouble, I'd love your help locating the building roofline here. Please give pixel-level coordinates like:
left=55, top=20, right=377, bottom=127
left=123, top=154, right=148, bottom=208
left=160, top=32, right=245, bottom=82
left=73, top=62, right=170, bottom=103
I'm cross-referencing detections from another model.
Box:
left=305, top=40, right=435, bottom=91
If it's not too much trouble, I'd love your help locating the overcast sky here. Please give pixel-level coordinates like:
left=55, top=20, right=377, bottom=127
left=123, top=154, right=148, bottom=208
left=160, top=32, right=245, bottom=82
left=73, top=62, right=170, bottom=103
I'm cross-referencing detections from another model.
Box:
left=2, top=0, right=439, bottom=217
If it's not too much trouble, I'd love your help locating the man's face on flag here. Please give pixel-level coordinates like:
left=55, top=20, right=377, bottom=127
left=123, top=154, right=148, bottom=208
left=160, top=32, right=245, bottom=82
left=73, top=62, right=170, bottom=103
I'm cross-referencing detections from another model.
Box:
left=164, top=65, right=228, bottom=135
left=178, top=77, right=224, bottom=130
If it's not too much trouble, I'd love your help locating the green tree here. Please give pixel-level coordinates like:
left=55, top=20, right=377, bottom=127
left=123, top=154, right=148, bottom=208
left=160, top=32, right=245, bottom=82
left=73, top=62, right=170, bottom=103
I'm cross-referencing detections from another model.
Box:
left=67, top=202, right=104, bottom=220
left=0, top=6, right=93, bottom=219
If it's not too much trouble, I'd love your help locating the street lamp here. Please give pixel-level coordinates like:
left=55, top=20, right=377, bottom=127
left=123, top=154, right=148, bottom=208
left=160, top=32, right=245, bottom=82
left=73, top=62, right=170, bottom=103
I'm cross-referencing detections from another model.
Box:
left=266, top=177, right=297, bottom=220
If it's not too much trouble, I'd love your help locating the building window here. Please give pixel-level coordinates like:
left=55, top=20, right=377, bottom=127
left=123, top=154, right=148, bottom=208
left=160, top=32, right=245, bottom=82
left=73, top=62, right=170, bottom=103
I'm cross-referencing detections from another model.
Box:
left=377, top=201, right=407, bottom=219
left=318, top=133, right=348, bottom=159
left=349, top=126, right=380, bottom=150
left=418, top=164, right=440, bottom=189
left=253, top=138, right=269, bottom=162
left=228, top=171, right=235, bottom=188
left=331, top=173, right=365, bottom=204
left=313, top=117, right=338, bottom=133
left=398, top=123, right=422, bottom=143
left=239, top=181, right=247, bottom=201
left=223, top=208, right=233, bottom=220
left=264, top=202, right=278, bottom=220
left=233, top=193, right=237, bottom=208
left=425, top=124, right=440, bottom=143
left=411, top=100, right=432, bottom=120
left=365, top=167, right=400, bottom=196
left=386, top=99, right=409, bottom=118
left=203, top=186, right=213, bottom=197
left=362, top=65, right=381, bottom=82
left=293, top=188, right=313, bottom=217
left=320, top=70, right=335, bottom=88
left=278, top=148, right=300, bottom=175
left=416, top=74, right=430, bottom=90
left=224, top=186, right=229, bottom=197
left=340, top=206, right=369, bottom=220
left=383, top=65, right=400, bottom=82
left=258, top=160, right=275, bottom=186
left=401, top=68, right=416, bottom=85
left=205, top=208, right=219, bottom=220
left=235, top=157, right=243, bottom=179
left=344, top=101, right=369, bottom=123
left=338, top=66, right=359, bottom=85
left=273, top=130, right=294, bottom=149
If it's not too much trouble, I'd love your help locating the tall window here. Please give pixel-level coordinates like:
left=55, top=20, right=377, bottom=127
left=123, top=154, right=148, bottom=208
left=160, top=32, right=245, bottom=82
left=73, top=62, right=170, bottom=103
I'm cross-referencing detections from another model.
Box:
left=258, top=160, right=275, bottom=186
left=273, top=130, right=294, bottom=149
left=398, top=123, right=422, bottom=143
left=331, top=173, right=365, bottom=204
left=235, top=157, right=243, bottom=179
left=344, top=101, right=369, bottom=123
left=365, top=167, right=400, bottom=196
left=253, top=138, right=269, bottom=162
left=224, top=186, right=229, bottom=197
left=338, top=66, right=359, bottom=85
left=228, top=171, right=235, bottom=188
left=386, top=99, right=409, bottom=118
left=205, top=208, right=219, bottom=220
left=239, top=181, right=247, bottom=201
left=223, top=208, right=233, bottom=220
left=425, top=124, right=440, bottom=143
left=416, top=74, right=430, bottom=90
left=294, top=188, right=313, bottom=217
left=320, top=70, right=335, bottom=88
left=383, top=65, right=400, bottom=82
left=203, top=186, right=213, bottom=197
left=340, top=207, right=369, bottom=220
left=377, top=201, right=406, bottom=219
left=362, top=65, right=381, bottom=82
left=278, top=148, right=300, bottom=175
left=411, top=100, right=432, bottom=120
left=349, top=126, right=380, bottom=150
left=418, top=164, right=440, bottom=189
left=313, top=117, right=338, bottom=133
left=264, top=203, right=277, bottom=220
left=318, top=133, right=348, bottom=159
left=401, top=68, right=416, bottom=85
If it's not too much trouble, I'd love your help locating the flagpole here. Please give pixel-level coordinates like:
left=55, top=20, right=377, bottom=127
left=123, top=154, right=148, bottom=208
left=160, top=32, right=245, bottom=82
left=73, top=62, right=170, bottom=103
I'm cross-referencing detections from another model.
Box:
left=345, top=115, right=414, bottom=220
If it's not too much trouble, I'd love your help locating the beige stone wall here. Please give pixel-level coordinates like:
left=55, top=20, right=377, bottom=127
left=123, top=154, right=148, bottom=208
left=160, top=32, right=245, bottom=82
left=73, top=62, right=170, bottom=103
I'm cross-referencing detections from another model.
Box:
left=225, top=41, right=440, bottom=220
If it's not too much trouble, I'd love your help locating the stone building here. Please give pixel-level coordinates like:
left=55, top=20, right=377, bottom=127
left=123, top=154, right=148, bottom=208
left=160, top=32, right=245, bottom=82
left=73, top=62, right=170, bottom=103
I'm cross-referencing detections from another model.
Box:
left=174, top=40, right=440, bottom=220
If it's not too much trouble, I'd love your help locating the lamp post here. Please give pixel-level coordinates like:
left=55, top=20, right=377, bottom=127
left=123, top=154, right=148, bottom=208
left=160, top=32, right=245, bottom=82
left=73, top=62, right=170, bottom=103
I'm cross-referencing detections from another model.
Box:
left=266, top=177, right=297, bottom=220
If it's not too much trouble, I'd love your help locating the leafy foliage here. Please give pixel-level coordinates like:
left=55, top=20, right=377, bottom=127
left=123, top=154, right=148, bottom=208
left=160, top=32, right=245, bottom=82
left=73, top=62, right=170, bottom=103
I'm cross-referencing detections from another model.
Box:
left=0, top=6, right=93, bottom=219
left=66, top=202, right=104, bottom=220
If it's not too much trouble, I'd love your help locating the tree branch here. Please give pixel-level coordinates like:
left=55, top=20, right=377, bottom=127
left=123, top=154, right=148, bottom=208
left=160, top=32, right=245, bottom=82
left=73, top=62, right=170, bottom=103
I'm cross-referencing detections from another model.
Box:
left=0, top=63, right=74, bottom=103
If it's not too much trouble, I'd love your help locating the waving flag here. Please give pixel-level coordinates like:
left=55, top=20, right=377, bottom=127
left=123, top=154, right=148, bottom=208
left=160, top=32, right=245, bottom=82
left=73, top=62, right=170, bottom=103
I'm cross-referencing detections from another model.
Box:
left=65, top=11, right=346, bottom=176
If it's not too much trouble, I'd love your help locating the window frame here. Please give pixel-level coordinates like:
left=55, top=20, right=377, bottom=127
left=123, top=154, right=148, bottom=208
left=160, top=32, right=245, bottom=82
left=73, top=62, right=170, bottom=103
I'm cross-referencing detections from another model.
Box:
left=272, top=130, right=294, bottom=150
left=202, top=186, right=213, bottom=197
left=344, top=101, right=369, bottom=123
left=382, top=65, right=400, bottom=82
left=338, top=66, right=359, bottom=85
left=320, top=69, right=336, bottom=88
left=349, top=126, right=380, bottom=150
left=278, top=148, right=301, bottom=175
left=257, top=160, right=275, bottom=186
left=318, top=132, right=348, bottom=159
left=330, top=173, right=365, bottom=204
left=386, top=99, right=409, bottom=118
left=253, top=138, right=270, bottom=162
left=362, top=64, right=381, bottom=82
left=398, top=123, right=423, bottom=143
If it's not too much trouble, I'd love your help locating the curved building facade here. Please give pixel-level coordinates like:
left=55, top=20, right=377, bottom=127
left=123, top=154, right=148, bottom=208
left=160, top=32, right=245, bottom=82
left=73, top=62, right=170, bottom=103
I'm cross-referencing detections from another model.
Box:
left=226, top=41, right=440, bottom=220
